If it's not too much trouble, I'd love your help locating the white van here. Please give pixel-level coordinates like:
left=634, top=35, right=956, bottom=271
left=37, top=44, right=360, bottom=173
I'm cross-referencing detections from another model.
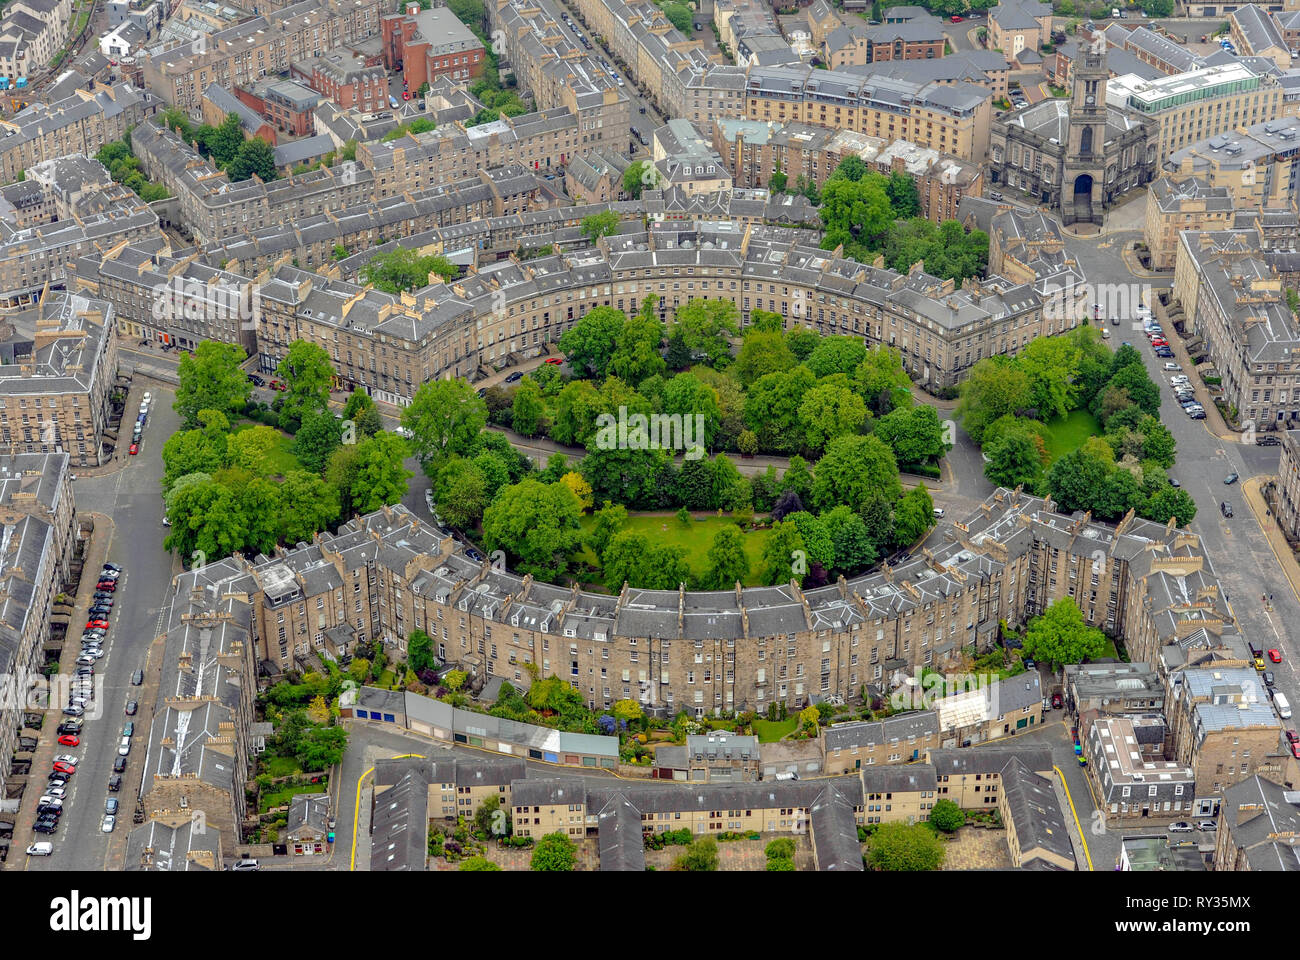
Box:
left=1276, top=692, right=1292, bottom=719
left=26, top=841, right=53, bottom=856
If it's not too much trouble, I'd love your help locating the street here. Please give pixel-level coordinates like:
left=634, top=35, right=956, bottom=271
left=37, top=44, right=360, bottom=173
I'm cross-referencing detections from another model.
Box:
left=20, top=381, right=179, bottom=872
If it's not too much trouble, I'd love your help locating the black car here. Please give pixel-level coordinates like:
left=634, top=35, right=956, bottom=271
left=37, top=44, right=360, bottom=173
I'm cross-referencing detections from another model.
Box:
left=113, top=756, right=127, bottom=773
left=57, top=721, right=82, bottom=735
left=125, top=700, right=138, bottom=716
left=1264, top=671, right=1276, bottom=686
left=131, top=670, right=144, bottom=686
left=32, top=821, right=58, bottom=834
left=1258, top=436, right=1282, bottom=446
left=108, top=775, right=122, bottom=792
left=504, top=371, right=523, bottom=384
left=102, top=563, right=121, bottom=573
left=1221, top=500, right=1233, bottom=518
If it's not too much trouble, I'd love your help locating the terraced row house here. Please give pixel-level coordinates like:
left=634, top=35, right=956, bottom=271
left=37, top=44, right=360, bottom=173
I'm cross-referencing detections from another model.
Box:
left=0, top=452, right=75, bottom=805
left=139, top=0, right=387, bottom=112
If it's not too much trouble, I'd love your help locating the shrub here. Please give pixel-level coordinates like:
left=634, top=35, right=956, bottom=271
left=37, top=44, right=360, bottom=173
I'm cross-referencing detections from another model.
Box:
left=929, top=799, right=966, bottom=833
left=765, top=836, right=796, bottom=860
left=766, top=856, right=796, bottom=871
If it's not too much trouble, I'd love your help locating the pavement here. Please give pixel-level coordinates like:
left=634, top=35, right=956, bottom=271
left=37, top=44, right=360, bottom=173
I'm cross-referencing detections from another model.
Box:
left=13, top=380, right=182, bottom=871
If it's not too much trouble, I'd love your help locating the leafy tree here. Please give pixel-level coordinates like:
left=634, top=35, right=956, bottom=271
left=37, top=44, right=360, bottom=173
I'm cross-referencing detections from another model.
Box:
left=984, top=430, right=1046, bottom=490
left=744, top=366, right=815, bottom=454
left=345, top=432, right=413, bottom=514
left=886, top=169, right=920, bottom=219
left=444, top=670, right=467, bottom=692
left=671, top=299, right=739, bottom=368
left=766, top=837, right=796, bottom=860
left=238, top=477, right=284, bottom=555
left=164, top=478, right=248, bottom=562
left=361, top=248, right=458, bottom=293
left=226, top=134, right=278, bottom=182
left=797, top=380, right=868, bottom=454
left=602, top=530, right=688, bottom=590
left=294, top=409, right=344, bottom=473
left=279, top=470, right=342, bottom=543
left=662, top=372, right=722, bottom=450
left=785, top=326, right=820, bottom=363
left=929, top=798, right=966, bottom=832
left=559, top=306, right=626, bottom=380
left=481, top=479, right=583, bottom=579
left=402, top=378, right=488, bottom=467
left=175, top=340, right=251, bottom=429
left=760, top=519, right=807, bottom=586
left=1022, top=598, right=1108, bottom=669
left=580, top=210, right=620, bottom=242
left=1143, top=486, right=1197, bottom=526
left=811, top=434, right=901, bottom=513
left=766, top=857, right=796, bottom=871
left=296, top=724, right=348, bottom=769
left=622, top=159, right=659, bottom=199
left=472, top=793, right=509, bottom=837
left=588, top=503, right=628, bottom=557
left=559, top=471, right=593, bottom=512
left=408, top=628, right=437, bottom=674
left=549, top=379, right=604, bottom=446
left=735, top=329, right=796, bottom=387
left=892, top=484, right=935, bottom=548
left=531, top=832, right=577, bottom=871
left=781, top=455, right=813, bottom=504
left=1044, top=446, right=1116, bottom=517
left=208, top=113, right=244, bottom=167
left=874, top=404, right=946, bottom=465
left=612, top=699, right=643, bottom=723
left=672, top=837, right=719, bottom=871
left=1104, top=363, right=1160, bottom=418
left=1017, top=335, right=1083, bottom=422
left=343, top=389, right=382, bottom=436
left=459, top=856, right=502, bottom=871
left=511, top=377, right=545, bottom=437
left=161, top=422, right=229, bottom=492
left=806, top=335, right=867, bottom=379
left=434, top=456, right=489, bottom=529
left=783, top=511, right=833, bottom=570
left=819, top=171, right=893, bottom=261
left=609, top=312, right=666, bottom=386
left=700, top=524, right=750, bottom=589
left=580, top=445, right=672, bottom=509
left=867, top=822, right=946, bottom=871
left=659, top=0, right=693, bottom=31
left=276, top=340, right=335, bottom=430
left=855, top=346, right=914, bottom=417
left=227, top=425, right=281, bottom=476
left=955, top=358, right=1032, bottom=445
left=822, top=504, right=877, bottom=575
left=798, top=704, right=820, bottom=735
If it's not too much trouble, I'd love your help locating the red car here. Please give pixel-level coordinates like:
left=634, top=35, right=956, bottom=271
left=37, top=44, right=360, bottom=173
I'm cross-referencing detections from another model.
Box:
left=1050, top=692, right=1063, bottom=709
left=403, top=91, right=411, bottom=100
left=1151, top=337, right=1168, bottom=346
left=1286, top=729, right=1298, bottom=744
left=52, top=761, right=75, bottom=775
left=86, top=620, right=109, bottom=630
left=544, top=357, right=563, bottom=365
left=57, top=734, right=80, bottom=747
left=129, top=442, right=138, bottom=455
left=1292, top=742, right=1300, bottom=760
left=1269, top=649, right=1283, bottom=663
left=95, top=581, right=116, bottom=591
left=950, top=14, right=963, bottom=20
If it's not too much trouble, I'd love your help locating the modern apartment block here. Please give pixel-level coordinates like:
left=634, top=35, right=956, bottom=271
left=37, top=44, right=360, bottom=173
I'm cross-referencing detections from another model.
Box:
left=0, top=291, right=121, bottom=467
left=1107, top=63, right=1284, bottom=163
left=0, top=452, right=75, bottom=803
left=1088, top=715, right=1197, bottom=821
left=743, top=65, right=992, bottom=162
left=1165, top=116, right=1300, bottom=210
left=139, top=0, right=386, bottom=111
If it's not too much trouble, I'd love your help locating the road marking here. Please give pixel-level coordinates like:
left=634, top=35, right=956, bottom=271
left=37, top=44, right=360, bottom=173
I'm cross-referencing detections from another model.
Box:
left=1054, top=764, right=1094, bottom=872
left=349, top=753, right=425, bottom=871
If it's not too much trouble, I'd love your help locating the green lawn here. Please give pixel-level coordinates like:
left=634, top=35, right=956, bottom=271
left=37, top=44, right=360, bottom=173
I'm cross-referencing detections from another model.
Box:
left=259, top=780, right=326, bottom=814
left=260, top=754, right=302, bottom=778
left=1041, top=409, right=1102, bottom=463
left=574, top=513, right=772, bottom=587
left=232, top=421, right=300, bottom=476
left=753, top=717, right=797, bottom=743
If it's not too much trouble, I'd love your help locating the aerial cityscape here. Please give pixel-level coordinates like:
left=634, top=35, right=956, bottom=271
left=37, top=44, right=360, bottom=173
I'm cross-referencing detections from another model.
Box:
left=0, top=0, right=1298, bottom=894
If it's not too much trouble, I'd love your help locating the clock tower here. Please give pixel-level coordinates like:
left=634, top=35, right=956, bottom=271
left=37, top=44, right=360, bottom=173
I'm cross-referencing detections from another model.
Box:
left=1063, top=39, right=1109, bottom=226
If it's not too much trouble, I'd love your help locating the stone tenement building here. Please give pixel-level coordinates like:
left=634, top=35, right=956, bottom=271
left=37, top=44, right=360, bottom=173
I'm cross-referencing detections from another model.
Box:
left=743, top=64, right=992, bottom=163
left=990, top=47, right=1157, bottom=227
left=0, top=81, right=158, bottom=184
left=1269, top=429, right=1300, bottom=544
left=106, top=214, right=1065, bottom=395
left=0, top=452, right=75, bottom=802
left=382, top=1, right=485, bottom=89
left=175, top=486, right=1231, bottom=732
left=139, top=0, right=386, bottom=111
left=1165, top=116, right=1300, bottom=211
left=0, top=291, right=121, bottom=467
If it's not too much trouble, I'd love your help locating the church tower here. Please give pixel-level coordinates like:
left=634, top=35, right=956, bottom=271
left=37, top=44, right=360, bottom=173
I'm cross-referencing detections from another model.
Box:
left=1062, top=38, right=1109, bottom=226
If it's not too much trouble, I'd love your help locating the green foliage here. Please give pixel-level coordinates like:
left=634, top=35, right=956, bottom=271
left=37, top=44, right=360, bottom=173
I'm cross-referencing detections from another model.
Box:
left=459, top=856, right=502, bottom=870
left=671, top=299, right=739, bottom=368
left=765, top=836, right=796, bottom=860
left=1022, top=598, right=1109, bottom=669
left=402, top=378, right=488, bottom=467
left=481, top=479, right=583, bottom=579
left=361, top=248, right=459, bottom=293
left=867, top=822, right=946, bottom=871
left=174, top=341, right=251, bottom=430
left=580, top=210, right=620, bottom=241
left=226, top=135, right=278, bottom=182
left=380, top=117, right=437, bottom=141
left=672, top=837, right=719, bottom=871
left=700, top=523, right=750, bottom=589
left=811, top=434, right=901, bottom=513
left=530, top=832, right=577, bottom=871
left=929, top=798, right=966, bottom=832
left=276, top=341, right=335, bottom=431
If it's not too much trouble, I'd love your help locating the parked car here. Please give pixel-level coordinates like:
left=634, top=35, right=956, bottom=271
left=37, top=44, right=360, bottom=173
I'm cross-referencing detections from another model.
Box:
left=32, top=821, right=58, bottom=834
left=107, top=774, right=121, bottom=792
left=504, top=371, right=523, bottom=383
left=1221, top=500, right=1233, bottom=518
left=56, top=734, right=79, bottom=747
left=1258, top=435, right=1282, bottom=446
left=1163, top=362, right=1181, bottom=371
left=26, top=842, right=53, bottom=856
left=122, top=722, right=134, bottom=737
left=125, top=701, right=137, bottom=716
left=129, top=443, right=138, bottom=455
left=1264, top=671, right=1276, bottom=686
left=62, top=705, right=84, bottom=717
left=86, top=620, right=109, bottom=630
left=1169, top=821, right=1193, bottom=832
left=101, top=815, right=116, bottom=833
left=544, top=357, right=563, bottom=365
left=51, top=761, right=75, bottom=775
left=113, top=756, right=126, bottom=773
left=1270, top=648, right=1283, bottom=663
left=1197, top=820, right=1217, bottom=831
left=117, top=736, right=130, bottom=757
left=131, top=670, right=144, bottom=686
left=105, top=798, right=119, bottom=815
